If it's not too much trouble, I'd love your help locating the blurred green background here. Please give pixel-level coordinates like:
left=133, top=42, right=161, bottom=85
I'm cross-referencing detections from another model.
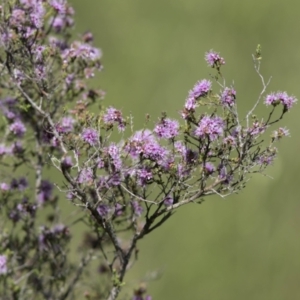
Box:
left=69, top=1, right=300, bottom=299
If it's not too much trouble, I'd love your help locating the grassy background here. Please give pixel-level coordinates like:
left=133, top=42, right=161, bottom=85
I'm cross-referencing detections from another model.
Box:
left=68, top=1, right=300, bottom=299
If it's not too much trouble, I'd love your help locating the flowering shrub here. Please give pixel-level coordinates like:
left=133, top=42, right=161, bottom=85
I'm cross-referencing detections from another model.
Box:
left=0, top=1, right=296, bottom=300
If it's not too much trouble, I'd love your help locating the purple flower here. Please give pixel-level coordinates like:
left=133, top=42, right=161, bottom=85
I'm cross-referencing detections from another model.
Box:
left=78, top=168, right=93, bottom=184
left=10, top=179, right=19, bottom=190
left=195, top=115, right=224, bottom=141
left=97, top=157, right=105, bottom=169
left=38, top=227, right=50, bottom=251
left=248, top=121, right=265, bottom=136
left=32, top=45, right=46, bottom=63
left=127, top=130, right=154, bottom=153
left=204, top=162, right=215, bottom=174
left=65, top=74, right=75, bottom=86
left=221, top=87, right=236, bottom=107
left=62, top=156, right=73, bottom=168
left=38, top=180, right=53, bottom=204
left=9, top=208, right=21, bottom=222
left=257, top=155, right=275, bottom=166
left=159, top=155, right=175, bottom=171
left=49, top=16, right=66, bottom=32
left=107, top=173, right=122, bottom=186
left=175, top=141, right=198, bottom=164
left=81, top=128, right=99, bottom=146
left=30, top=2, right=45, bottom=28
left=174, top=141, right=186, bottom=155
left=0, top=255, right=7, bottom=275
left=231, top=127, right=241, bottom=138
left=272, top=127, right=290, bottom=140
left=49, top=36, right=68, bottom=51
left=0, top=183, right=9, bottom=191
left=265, top=91, right=297, bottom=110
left=177, top=163, right=191, bottom=179
left=218, top=165, right=233, bottom=184
left=20, top=0, right=42, bottom=10
left=154, top=118, right=179, bottom=139
left=132, top=201, right=143, bottom=216
left=97, top=204, right=110, bottom=217
left=82, top=31, right=94, bottom=43
left=126, top=129, right=167, bottom=161
left=14, top=197, right=37, bottom=219
left=10, top=177, right=28, bottom=191
left=205, top=50, right=225, bottom=68
left=189, top=79, right=212, bottom=99
left=62, top=42, right=102, bottom=62
left=0, top=144, right=11, bottom=156
left=38, top=224, right=69, bottom=252
left=265, top=92, right=282, bottom=106
left=180, top=108, right=191, bottom=120
left=137, top=168, right=153, bottom=186
left=11, top=141, right=23, bottom=155
left=223, top=135, right=236, bottom=146
left=185, top=148, right=198, bottom=165
left=0, top=97, right=19, bottom=120
left=80, top=44, right=101, bottom=61
left=84, top=67, right=95, bottom=79
left=49, top=0, right=67, bottom=15
left=13, top=69, right=25, bottom=84
left=283, top=95, right=297, bottom=110
left=57, top=116, right=75, bottom=133
left=35, top=64, right=47, bottom=79
left=143, top=142, right=169, bottom=163
left=5, top=111, right=17, bottom=119
left=16, top=1, right=45, bottom=28
left=98, top=174, right=121, bottom=189
left=0, top=31, right=12, bottom=47
left=103, top=107, right=126, bottom=132
left=98, top=176, right=110, bottom=189
left=108, top=143, right=122, bottom=170
left=0, top=144, right=7, bottom=156
left=185, top=97, right=197, bottom=111
left=9, top=120, right=26, bottom=137
left=103, top=107, right=119, bottom=123
left=114, top=203, right=123, bottom=216
left=52, top=224, right=69, bottom=236
left=10, top=9, right=26, bottom=28
left=163, top=195, right=174, bottom=207
left=2, top=108, right=18, bottom=120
